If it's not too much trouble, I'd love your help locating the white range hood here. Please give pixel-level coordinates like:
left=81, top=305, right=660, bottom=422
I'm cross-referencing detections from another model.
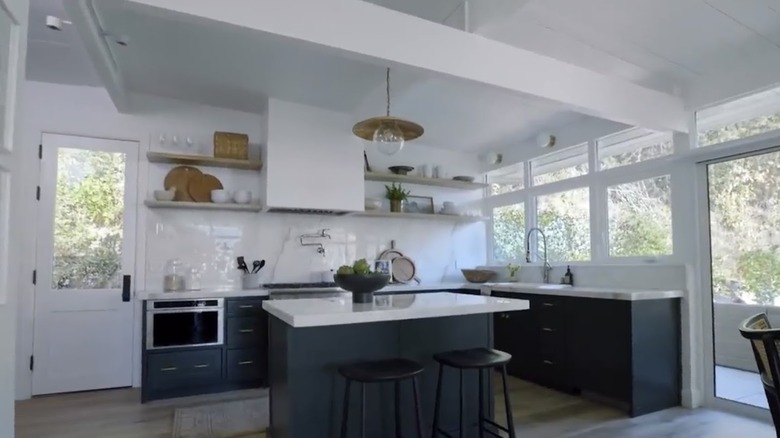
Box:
left=262, top=99, right=364, bottom=214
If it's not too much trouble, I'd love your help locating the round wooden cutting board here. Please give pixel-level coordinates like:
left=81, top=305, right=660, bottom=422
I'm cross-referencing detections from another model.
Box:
left=188, top=173, right=224, bottom=202
left=164, top=166, right=202, bottom=201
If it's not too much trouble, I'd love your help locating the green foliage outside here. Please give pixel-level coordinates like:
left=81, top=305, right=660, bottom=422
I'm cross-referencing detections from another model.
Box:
left=53, top=148, right=125, bottom=289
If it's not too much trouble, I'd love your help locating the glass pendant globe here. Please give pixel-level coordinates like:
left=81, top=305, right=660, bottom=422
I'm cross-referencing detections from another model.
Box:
left=373, top=122, right=405, bottom=155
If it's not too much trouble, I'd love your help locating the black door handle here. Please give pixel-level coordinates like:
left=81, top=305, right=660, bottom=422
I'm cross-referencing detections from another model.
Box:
left=122, top=275, right=131, bottom=302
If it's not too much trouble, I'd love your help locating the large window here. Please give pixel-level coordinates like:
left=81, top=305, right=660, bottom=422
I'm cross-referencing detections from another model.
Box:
left=536, top=188, right=590, bottom=261
left=492, top=203, right=525, bottom=261
left=697, top=85, right=780, bottom=147
left=598, top=128, right=673, bottom=169
left=608, top=175, right=672, bottom=257
left=531, top=143, right=588, bottom=186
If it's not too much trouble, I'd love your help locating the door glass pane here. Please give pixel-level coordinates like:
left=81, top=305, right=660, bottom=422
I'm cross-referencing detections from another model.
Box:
left=608, top=175, right=672, bottom=257
left=536, top=188, right=590, bottom=261
left=709, top=150, right=780, bottom=409
left=52, top=148, right=125, bottom=289
left=492, top=203, right=525, bottom=261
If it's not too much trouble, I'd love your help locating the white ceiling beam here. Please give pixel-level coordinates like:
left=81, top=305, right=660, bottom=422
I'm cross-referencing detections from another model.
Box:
left=65, top=1, right=131, bottom=113
left=127, top=0, right=687, bottom=132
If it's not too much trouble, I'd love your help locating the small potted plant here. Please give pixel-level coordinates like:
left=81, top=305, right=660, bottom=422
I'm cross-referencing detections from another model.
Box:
left=385, top=183, right=410, bottom=213
left=507, top=263, right=521, bottom=282
left=334, top=259, right=391, bottom=303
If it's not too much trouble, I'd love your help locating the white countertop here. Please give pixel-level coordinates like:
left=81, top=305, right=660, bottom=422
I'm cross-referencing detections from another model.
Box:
left=137, top=288, right=270, bottom=300
left=136, top=282, right=478, bottom=300
left=137, top=282, right=683, bottom=302
left=480, top=283, right=684, bottom=301
left=262, top=292, right=529, bottom=328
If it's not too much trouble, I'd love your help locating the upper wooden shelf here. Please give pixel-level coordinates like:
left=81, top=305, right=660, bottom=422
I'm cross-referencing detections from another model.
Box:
left=147, top=151, right=263, bottom=171
left=351, top=210, right=488, bottom=223
left=364, top=172, right=487, bottom=190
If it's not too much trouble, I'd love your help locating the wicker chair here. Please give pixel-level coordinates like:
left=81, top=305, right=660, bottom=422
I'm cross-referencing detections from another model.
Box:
left=739, top=313, right=780, bottom=436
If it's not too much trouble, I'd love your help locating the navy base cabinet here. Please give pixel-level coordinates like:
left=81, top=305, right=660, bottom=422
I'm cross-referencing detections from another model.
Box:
left=492, top=291, right=681, bottom=417
left=141, top=296, right=268, bottom=403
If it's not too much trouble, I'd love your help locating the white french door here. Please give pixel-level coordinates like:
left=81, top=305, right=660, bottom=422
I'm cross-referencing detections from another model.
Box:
left=32, top=133, right=139, bottom=396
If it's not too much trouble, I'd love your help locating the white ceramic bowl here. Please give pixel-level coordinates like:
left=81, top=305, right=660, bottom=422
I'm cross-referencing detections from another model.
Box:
left=233, top=190, right=252, bottom=204
left=365, top=197, right=382, bottom=210
left=211, top=189, right=232, bottom=204
left=153, top=190, right=175, bottom=201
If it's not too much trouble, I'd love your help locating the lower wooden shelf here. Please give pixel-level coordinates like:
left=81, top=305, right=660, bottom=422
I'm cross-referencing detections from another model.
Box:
left=144, top=200, right=262, bottom=212
left=350, top=210, right=488, bottom=223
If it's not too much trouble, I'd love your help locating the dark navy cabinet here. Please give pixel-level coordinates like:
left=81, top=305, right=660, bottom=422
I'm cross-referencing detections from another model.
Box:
left=491, top=291, right=681, bottom=417
left=142, top=296, right=268, bottom=403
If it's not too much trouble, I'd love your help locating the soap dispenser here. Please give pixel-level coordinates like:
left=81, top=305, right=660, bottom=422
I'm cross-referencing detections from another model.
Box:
left=562, top=266, right=574, bottom=286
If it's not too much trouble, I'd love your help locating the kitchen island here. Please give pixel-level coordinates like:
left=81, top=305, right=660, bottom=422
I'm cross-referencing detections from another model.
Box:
left=263, top=292, right=528, bottom=438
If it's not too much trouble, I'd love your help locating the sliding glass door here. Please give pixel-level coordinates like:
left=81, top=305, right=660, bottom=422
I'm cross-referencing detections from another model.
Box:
left=706, top=148, right=780, bottom=410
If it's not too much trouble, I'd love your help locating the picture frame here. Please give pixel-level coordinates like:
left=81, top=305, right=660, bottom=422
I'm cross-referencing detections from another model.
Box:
left=374, top=259, right=391, bottom=276
left=403, top=195, right=435, bottom=214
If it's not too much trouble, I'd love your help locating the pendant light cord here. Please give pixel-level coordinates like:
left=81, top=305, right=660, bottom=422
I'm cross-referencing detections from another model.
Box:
left=386, top=67, right=391, bottom=117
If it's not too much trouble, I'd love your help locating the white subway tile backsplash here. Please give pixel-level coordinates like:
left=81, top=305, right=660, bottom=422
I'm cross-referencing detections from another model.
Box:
left=144, top=210, right=487, bottom=291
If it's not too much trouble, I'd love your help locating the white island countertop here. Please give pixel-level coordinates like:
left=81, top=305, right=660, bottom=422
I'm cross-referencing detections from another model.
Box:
left=262, top=292, right=529, bottom=328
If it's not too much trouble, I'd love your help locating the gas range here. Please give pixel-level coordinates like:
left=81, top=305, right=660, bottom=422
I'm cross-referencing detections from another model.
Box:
left=264, top=282, right=346, bottom=300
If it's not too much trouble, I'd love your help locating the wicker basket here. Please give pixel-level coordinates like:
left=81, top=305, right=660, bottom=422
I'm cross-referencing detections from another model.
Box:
left=213, top=131, right=249, bottom=160
left=461, top=269, right=497, bottom=283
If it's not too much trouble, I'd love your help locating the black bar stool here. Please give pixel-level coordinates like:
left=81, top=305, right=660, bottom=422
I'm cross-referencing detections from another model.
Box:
left=431, top=348, right=516, bottom=438
left=339, top=358, right=425, bottom=438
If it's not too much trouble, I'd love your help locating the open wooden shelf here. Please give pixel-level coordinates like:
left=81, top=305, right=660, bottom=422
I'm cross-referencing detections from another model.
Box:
left=351, top=210, right=488, bottom=223
left=144, top=200, right=263, bottom=212
left=364, top=172, right=487, bottom=190
left=147, top=151, right=263, bottom=171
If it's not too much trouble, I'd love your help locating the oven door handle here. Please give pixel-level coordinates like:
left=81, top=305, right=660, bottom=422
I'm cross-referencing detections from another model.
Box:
left=147, top=308, right=223, bottom=314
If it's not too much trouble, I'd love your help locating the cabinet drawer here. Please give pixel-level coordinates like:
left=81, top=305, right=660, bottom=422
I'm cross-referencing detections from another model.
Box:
left=226, top=348, right=265, bottom=382
left=227, top=316, right=266, bottom=347
left=227, top=299, right=266, bottom=316
left=535, top=296, right=565, bottom=327
left=147, top=349, right=222, bottom=389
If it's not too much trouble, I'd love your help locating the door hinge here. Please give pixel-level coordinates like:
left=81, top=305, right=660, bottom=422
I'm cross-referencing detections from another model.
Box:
left=32, top=270, right=36, bottom=285
left=29, top=355, right=34, bottom=371
left=38, top=144, right=42, bottom=159
left=36, top=186, right=40, bottom=200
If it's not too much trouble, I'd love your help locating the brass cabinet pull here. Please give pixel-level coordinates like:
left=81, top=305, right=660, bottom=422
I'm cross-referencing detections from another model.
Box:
left=542, top=302, right=555, bottom=307
left=239, top=329, right=255, bottom=333
left=543, top=360, right=554, bottom=365
left=238, top=360, right=254, bottom=365
left=542, top=327, right=554, bottom=332
left=239, top=305, right=254, bottom=309
left=161, top=367, right=177, bottom=372
left=193, top=364, right=210, bottom=368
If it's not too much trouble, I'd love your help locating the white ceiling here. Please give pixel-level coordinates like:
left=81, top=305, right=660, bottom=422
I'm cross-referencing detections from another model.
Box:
left=26, top=0, right=102, bottom=86
left=474, top=0, right=780, bottom=97
left=25, top=0, right=780, bottom=153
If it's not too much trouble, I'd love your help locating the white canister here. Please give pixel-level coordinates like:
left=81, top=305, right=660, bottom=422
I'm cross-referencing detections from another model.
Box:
left=241, top=273, right=263, bottom=290
left=433, top=165, right=447, bottom=179
left=420, top=164, right=431, bottom=178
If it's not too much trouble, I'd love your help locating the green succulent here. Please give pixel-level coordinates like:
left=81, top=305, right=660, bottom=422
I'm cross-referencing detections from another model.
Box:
left=385, top=183, right=410, bottom=201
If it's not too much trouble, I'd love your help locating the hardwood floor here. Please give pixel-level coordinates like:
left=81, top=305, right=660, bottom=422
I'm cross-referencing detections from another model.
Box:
left=15, top=377, right=776, bottom=438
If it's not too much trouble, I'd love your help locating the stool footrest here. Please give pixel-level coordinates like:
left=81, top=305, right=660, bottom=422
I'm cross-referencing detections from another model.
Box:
left=484, top=428, right=504, bottom=438
left=433, top=427, right=456, bottom=438
left=482, top=417, right=511, bottom=434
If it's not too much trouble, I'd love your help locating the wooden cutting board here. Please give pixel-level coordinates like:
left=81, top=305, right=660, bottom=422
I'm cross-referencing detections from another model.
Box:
left=188, top=173, right=224, bottom=202
left=164, top=166, right=202, bottom=201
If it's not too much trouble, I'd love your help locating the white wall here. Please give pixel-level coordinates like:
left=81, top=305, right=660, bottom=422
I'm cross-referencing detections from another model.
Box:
left=15, top=80, right=487, bottom=399
left=2, top=0, right=29, bottom=434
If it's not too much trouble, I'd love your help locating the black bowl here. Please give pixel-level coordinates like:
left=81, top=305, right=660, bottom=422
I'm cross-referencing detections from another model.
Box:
left=334, top=273, right=391, bottom=294
left=389, top=166, right=415, bottom=175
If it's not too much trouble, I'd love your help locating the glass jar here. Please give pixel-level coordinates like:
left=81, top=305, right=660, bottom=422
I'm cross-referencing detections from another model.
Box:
left=163, top=259, right=187, bottom=292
